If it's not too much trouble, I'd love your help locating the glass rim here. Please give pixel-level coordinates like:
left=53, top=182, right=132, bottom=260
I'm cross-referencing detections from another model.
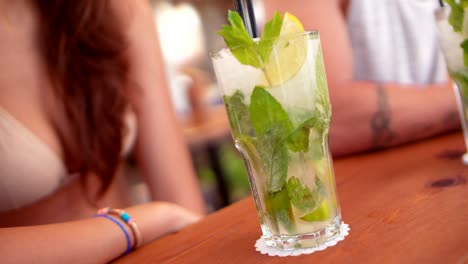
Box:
left=210, top=30, right=320, bottom=59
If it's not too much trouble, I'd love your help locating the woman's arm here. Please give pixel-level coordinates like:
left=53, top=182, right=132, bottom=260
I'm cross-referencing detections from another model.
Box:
left=0, top=202, right=200, bottom=264
left=117, top=1, right=206, bottom=214
left=263, top=0, right=459, bottom=156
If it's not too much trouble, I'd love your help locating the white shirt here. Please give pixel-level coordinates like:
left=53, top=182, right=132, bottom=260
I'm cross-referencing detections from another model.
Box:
left=347, top=0, right=447, bottom=85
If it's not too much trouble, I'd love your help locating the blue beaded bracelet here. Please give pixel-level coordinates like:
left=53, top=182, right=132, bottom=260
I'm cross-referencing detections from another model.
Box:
left=97, top=207, right=143, bottom=248
left=95, top=214, right=132, bottom=255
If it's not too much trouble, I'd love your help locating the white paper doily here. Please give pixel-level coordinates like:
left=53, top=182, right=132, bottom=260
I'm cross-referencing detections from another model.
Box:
left=255, top=223, right=350, bottom=257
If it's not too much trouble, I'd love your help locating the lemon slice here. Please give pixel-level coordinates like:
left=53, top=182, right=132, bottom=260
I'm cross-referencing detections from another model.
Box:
left=263, top=12, right=307, bottom=86
left=281, top=12, right=305, bottom=35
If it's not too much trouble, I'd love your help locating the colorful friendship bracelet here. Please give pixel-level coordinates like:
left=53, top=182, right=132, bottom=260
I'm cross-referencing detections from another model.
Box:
left=95, top=214, right=132, bottom=255
left=98, top=207, right=143, bottom=249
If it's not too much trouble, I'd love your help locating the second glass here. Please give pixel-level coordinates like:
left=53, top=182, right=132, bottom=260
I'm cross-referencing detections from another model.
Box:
left=435, top=6, right=468, bottom=164
left=211, top=31, right=342, bottom=250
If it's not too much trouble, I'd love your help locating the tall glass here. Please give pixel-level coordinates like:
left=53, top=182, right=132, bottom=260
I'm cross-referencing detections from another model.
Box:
left=211, top=32, right=342, bottom=250
left=435, top=7, right=468, bottom=164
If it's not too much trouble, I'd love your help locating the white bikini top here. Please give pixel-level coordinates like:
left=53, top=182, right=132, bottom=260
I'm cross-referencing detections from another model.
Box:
left=347, top=0, right=447, bottom=84
left=0, top=106, right=137, bottom=212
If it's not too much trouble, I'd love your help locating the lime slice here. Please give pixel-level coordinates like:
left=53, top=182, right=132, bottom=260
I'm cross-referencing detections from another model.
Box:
left=300, top=200, right=331, bottom=222
left=263, top=12, right=307, bottom=87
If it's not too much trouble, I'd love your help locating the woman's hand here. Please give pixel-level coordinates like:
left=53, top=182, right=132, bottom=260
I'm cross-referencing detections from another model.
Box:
left=125, top=202, right=203, bottom=246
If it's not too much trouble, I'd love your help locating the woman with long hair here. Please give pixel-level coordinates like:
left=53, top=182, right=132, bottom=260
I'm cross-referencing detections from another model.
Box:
left=0, top=0, right=206, bottom=262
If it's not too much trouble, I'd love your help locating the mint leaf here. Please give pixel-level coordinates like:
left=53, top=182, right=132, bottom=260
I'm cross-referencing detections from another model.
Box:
left=218, top=11, right=262, bottom=68
left=266, top=188, right=290, bottom=211
left=265, top=188, right=294, bottom=232
left=462, top=0, right=468, bottom=8
left=287, top=108, right=328, bottom=161
left=287, top=115, right=326, bottom=153
left=287, top=121, right=312, bottom=152
left=445, top=0, right=465, bottom=32
left=250, top=86, right=292, bottom=192
left=218, top=11, right=283, bottom=69
left=275, top=209, right=294, bottom=232
left=461, top=39, right=468, bottom=67
left=250, top=86, right=293, bottom=135
left=257, top=12, right=283, bottom=64
left=223, top=91, right=254, bottom=136
left=286, top=176, right=322, bottom=211
left=257, top=124, right=289, bottom=192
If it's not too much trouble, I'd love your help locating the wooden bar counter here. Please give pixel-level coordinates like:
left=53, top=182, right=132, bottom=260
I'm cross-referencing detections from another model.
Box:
left=115, top=132, right=468, bottom=264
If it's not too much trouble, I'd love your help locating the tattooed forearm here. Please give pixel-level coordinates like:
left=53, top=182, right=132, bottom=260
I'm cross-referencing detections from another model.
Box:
left=370, top=84, right=396, bottom=149
left=444, top=109, right=461, bottom=128
left=405, top=109, right=459, bottom=142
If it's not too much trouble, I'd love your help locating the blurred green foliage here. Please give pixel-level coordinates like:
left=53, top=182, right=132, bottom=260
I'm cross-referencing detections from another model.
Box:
left=197, top=141, right=251, bottom=204
left=219, top=143, right=251, bottom=202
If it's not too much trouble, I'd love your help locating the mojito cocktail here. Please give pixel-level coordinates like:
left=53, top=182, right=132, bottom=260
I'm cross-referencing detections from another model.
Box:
left=212, top=12, right=342, bottom=250
left=436, top=2, right=468, bottom=164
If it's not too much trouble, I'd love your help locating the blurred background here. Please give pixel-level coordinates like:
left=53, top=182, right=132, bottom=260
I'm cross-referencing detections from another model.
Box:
left=127, top=0, right=265, bottom=212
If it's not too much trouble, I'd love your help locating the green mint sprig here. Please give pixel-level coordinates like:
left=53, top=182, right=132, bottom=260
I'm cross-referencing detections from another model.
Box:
left=444, top=0, right=468, bottom=32
left=250, top=86, right=291, bottom=192
left=223, top=91, right=253, bottom=136
left=250, top=86, right=293, bottom=136
left=218, top=10, right=283, bottom=70
left=224, top=87, right=329, bottom=193
left=461, top=39, right=468, bottom=67
left=286, top=176, right=323, bottom=211
left=265, top=187, right=293, bottom=233
left=223, top=86, right=329, bottom=228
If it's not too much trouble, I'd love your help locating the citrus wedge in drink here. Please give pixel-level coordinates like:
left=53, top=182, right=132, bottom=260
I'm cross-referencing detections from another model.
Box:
left=300, top=200, right=331, bottom=222
left=263, top=12, right=308, bottom=87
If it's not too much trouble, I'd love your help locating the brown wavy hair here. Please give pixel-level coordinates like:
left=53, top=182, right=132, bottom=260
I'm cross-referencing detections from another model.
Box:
left=34, top=0, right=130, bottom=197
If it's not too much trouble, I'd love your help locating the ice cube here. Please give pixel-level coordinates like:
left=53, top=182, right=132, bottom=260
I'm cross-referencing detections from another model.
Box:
left=211, top=48, right=264, bottom=101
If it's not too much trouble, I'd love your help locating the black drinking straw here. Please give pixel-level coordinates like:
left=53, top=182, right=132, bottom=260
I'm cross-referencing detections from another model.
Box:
left=246, top=0, right=258, bottom=38
left=234, top=0, right=258, bottom=38
left=439, top=0, right=444, bottom=7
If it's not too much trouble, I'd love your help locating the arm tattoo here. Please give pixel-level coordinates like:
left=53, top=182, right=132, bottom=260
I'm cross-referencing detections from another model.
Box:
left=370, top=84, right=396, bottom=149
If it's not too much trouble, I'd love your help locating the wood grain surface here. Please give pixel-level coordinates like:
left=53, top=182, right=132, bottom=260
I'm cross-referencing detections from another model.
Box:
left=114, top=132, right=468, bottom=264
